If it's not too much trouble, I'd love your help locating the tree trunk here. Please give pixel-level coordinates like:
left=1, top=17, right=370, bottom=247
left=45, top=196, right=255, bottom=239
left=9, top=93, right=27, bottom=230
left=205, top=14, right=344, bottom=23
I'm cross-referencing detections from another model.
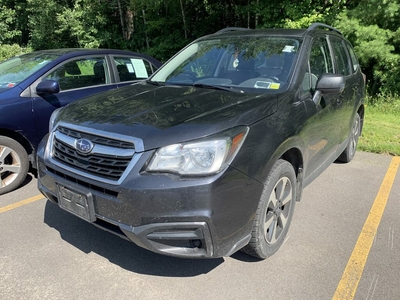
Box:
left=125, top=8, right=134, bottom=40
left=142, top=8, right=149, bottom=49
left=179, top=0, right=188, bottom=39
left=255, top=0, right=259, bottom=28
left=247, top=0, right=250, bottom=28
left=116, top=0, right=127, bottom=40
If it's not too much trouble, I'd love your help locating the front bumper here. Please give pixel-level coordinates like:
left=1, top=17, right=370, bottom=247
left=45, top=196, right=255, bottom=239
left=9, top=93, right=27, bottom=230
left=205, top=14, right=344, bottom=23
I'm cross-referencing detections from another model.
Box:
left=37, top=136, right=263, bottom=258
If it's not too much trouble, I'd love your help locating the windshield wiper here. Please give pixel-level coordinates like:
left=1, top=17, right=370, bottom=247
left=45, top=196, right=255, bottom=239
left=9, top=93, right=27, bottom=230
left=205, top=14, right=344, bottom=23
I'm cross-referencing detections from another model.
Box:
left=193, top=83, right=244, bottom=93
left=146, top=79, right=164, bottom=86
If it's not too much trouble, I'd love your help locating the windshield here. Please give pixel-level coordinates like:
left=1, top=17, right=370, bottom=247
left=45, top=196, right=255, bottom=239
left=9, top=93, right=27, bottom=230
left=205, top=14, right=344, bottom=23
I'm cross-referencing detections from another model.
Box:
left=0, top=52, right=59, bottom=91
left=151, top=36, right=300, bottom=92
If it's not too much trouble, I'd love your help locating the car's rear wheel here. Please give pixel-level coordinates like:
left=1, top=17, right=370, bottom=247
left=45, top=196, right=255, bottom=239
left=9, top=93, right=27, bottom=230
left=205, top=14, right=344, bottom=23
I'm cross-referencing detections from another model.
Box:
left=242, top=159, right=296, bottom=259
left=0, top=136, right=29, bottom=195
left=337, top=112, right=361, bottom=163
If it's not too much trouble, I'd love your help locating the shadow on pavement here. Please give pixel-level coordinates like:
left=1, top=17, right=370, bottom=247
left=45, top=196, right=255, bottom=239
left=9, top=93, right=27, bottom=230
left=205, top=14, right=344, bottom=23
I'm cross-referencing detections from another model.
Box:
left=43, top=201, right=224, bottom=277
left=17, top=173, right=34, bottom=190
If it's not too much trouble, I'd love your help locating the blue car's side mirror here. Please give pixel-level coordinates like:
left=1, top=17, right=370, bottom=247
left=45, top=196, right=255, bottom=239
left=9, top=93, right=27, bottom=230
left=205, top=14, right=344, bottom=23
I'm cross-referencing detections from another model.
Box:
left=36, top=80, right=60, bottom=95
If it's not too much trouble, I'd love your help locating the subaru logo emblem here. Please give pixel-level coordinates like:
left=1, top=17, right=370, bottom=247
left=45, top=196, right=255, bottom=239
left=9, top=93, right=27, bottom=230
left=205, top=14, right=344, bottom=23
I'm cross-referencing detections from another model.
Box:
left=75, top=139, right=94, bottom=154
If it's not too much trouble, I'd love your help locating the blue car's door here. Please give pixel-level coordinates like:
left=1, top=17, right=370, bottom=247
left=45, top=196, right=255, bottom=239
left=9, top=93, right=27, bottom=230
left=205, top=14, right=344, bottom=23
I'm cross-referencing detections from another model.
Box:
left=30, top=55, right=118, bottom=148
left=0, top=93, right=37, bottom=145
left=30, top=54, right=159, bottom=149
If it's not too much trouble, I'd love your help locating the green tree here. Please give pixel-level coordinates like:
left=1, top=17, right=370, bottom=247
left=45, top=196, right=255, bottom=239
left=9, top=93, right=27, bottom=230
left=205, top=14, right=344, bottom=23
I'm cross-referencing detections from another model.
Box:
left=27, top=0, right=75, bottom=49
left=55, top=0, right=105, bottom=48
left=1, top=0, right=399, bottom=96
left=0, top=1, right=30, bottom=61
left=0, top=5, right=21, bottom=43
left=333, top=0, right=400, bottom=95
left=0, top=43, right=31, bottom=61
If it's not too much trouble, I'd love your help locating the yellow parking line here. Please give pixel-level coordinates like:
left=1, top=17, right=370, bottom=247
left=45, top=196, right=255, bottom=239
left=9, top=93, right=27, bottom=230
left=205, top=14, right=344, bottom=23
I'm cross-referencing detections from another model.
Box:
left=333, top=156, right=400, bottom=300
left=0, top=194, right=45, bottom=213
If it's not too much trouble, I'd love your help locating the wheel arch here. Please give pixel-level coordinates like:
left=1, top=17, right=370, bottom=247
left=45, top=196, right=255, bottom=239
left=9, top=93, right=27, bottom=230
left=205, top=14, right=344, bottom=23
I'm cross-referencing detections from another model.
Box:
left=252, top=133, right=305, bottom=202
left=280, top=147, right=304, bottom=202
left=280, top=147, right=304, bottom=177
left=0, top=128, right=34, bottom=158
left=357, top=104, right=365, bottom=135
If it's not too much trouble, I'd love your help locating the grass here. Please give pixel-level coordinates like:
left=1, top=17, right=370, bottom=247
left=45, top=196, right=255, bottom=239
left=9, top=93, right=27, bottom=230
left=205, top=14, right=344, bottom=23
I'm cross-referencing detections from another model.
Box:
left=358, top=95, right=400, bottom=156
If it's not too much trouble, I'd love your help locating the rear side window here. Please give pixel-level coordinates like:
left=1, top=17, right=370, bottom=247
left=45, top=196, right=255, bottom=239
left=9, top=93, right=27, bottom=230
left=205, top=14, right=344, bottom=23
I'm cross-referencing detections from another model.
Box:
left=113, top=57, right=154, bottom=82
left=346, top=42, right=359, bottom=73
left=331, top=38, right=351, bottom=76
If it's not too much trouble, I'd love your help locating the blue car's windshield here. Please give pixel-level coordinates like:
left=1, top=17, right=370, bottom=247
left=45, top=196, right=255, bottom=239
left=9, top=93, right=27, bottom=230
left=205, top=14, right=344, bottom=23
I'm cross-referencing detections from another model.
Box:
left=0, top=52, right=59, bottom=91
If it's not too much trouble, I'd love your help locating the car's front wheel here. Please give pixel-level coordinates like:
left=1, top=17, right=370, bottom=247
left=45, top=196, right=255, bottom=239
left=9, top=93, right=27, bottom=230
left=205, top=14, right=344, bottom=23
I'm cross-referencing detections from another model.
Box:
left=242, top=159, right=297, bottom=259
left=0, top=136, right=29, bottom=195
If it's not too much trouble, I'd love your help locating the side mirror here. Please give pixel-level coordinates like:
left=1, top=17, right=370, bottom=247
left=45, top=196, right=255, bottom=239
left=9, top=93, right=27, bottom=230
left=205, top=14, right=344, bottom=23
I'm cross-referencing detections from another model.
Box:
left=312, top=73, right=345, bottom=105
left=36, top=80, right=60, bottom=95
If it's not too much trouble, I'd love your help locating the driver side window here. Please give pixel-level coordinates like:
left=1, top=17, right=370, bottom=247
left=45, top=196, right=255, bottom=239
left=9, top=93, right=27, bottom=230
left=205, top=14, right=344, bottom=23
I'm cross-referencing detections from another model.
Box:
left=303, top=38, right=334, bottom=91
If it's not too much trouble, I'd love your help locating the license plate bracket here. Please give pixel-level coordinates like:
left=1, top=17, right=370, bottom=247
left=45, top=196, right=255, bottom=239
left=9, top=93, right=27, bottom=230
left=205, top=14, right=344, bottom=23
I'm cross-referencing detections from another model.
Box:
left=57, top=184, right=96, bottom=222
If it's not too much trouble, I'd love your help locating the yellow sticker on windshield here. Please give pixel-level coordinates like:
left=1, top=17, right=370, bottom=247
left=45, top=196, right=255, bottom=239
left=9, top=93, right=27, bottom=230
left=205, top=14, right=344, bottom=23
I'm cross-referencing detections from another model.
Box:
left=269, top=83, right=280, bottom=89
left=254, top=81, right=281, bottom=89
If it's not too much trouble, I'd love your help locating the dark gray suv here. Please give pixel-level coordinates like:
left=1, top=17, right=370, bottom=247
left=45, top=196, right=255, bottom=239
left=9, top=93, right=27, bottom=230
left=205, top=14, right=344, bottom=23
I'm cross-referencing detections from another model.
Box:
left=37, top=23, right=365, bottom=259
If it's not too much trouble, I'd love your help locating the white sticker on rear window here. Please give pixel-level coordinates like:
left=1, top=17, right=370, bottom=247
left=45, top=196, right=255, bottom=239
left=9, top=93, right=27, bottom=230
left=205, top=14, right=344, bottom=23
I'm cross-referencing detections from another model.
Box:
left=127, top=64, right=134, bottom=73
left=130, top=59, right=148, bottom=78
left=282, top=46, right=295, bottom=53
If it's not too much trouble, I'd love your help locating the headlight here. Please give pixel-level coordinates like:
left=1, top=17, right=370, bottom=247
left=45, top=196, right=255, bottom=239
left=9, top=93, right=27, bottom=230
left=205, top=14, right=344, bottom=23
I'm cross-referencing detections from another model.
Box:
left=147, top=127, right=248, bottom=175
left=49, top=107, right=63, bottom=132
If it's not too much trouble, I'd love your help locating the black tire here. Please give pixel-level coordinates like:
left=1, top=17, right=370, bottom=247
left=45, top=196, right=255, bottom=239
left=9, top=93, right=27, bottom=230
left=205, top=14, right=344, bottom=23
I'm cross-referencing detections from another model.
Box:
left=337, top=113, right=361, bottom=163
left=0, top=136, right=29, bottom=195
left=242, top=159, right=297, bottom=259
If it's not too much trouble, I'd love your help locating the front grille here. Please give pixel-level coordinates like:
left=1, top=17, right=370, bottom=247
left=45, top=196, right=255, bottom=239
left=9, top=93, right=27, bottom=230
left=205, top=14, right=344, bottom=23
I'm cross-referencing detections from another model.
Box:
left=58, top=126, right=135, bottom=149
left=52, top=127, right=136, bottom=181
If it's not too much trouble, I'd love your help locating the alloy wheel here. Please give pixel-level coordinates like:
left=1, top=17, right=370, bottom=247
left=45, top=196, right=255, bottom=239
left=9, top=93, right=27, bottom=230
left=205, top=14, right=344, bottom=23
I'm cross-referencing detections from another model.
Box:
left=349, top=115, right=361, bottom=158
left=0, top=145, right=22, bottom=188
left=264, top=176, right=293, bottom=245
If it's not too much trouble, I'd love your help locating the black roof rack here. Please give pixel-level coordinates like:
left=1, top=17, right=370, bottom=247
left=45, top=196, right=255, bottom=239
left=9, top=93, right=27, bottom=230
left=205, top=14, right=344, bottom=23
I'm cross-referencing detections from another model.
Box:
left=307, top=23, right=342, bottom=35
left=215, top=27, right=251, bottom=34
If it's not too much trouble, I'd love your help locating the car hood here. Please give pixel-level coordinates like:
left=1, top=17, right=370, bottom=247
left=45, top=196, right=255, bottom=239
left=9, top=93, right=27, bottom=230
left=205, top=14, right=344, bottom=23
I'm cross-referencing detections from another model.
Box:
left=57, top=83, right=278, bottom=150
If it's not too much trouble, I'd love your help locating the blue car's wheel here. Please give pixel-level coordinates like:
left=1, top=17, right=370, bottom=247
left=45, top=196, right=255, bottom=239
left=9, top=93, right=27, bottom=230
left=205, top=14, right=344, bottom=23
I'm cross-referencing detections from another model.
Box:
left=0, top=136, right=29, bottom=195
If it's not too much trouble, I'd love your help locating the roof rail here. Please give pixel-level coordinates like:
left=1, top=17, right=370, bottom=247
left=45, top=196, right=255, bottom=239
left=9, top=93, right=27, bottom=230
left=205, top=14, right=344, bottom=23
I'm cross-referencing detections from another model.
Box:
left=215, top=27, right=251, bottom=34
left=307, top=23, right=342, bottom=35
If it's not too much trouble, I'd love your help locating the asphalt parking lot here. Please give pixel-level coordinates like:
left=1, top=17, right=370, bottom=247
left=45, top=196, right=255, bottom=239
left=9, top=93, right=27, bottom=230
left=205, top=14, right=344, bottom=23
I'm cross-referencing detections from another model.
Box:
left=1, top=151, right=399, bottom=300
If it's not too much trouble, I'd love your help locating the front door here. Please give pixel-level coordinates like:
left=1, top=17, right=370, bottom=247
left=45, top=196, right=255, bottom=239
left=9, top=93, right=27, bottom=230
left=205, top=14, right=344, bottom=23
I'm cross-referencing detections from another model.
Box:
left=31, top=56, right=118, bottom=148
left=300, top=36, right=340, bottom=182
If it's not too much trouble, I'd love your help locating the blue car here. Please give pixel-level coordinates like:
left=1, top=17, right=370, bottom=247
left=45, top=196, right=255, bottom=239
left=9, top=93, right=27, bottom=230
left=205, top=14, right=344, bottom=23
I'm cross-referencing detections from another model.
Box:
left=0, top=48, right=162, bottom=195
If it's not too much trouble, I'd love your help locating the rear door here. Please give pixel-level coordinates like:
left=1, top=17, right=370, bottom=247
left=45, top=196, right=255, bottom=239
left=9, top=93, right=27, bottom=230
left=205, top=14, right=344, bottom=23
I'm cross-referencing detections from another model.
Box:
left=329, top=37, right=363, bottom=145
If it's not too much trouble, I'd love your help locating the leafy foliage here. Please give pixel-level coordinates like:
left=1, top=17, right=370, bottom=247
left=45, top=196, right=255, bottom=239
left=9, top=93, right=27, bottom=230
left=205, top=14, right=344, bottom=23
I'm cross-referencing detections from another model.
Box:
left=1, top=0, right=399, bottom=97
left=333, top=1, right=400, bottom=96
left=0, top=44, right=31, bottom=61
left=0, top=5, right=21, bottom=43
